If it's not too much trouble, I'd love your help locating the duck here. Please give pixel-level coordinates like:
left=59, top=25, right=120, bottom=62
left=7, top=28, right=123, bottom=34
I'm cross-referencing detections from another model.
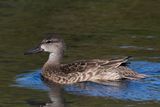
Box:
left=24, top=33, right=146, bottom=85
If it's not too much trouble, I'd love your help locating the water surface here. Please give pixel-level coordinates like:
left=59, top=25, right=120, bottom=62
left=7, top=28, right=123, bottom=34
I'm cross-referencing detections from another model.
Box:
left=0, top=0, right=160, bottom=107
left=15, top=61, right=160, bottom=101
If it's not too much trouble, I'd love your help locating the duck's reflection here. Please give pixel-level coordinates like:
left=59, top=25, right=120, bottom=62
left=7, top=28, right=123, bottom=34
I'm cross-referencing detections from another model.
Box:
left=42, top=82, right=65, bottom=107
left=41, top=80, right=128, bottom=107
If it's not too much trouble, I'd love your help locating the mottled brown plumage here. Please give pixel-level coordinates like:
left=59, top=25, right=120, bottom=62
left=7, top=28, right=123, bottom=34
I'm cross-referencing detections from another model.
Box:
left=25, top=34, right=147, bottom=85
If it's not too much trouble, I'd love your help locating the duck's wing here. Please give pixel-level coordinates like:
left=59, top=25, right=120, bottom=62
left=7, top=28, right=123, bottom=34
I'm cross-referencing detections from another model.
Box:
left=100, top=56, right=131, bottom=68
left=60, top=56, right=130, bottom=74
left=60, top=60, right=101, bottom=74
left=92, top=56, right=147, bottom=81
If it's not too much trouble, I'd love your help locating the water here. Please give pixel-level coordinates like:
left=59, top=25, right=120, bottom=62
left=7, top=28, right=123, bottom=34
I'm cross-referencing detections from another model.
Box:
left=15, top=61, right=160, bottom=101
left=0, top=0, right=160, bottom=107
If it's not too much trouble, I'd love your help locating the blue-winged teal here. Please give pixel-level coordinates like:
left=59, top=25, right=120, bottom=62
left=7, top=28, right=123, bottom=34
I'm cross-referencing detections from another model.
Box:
left=25, top=33, right=146, bottom=85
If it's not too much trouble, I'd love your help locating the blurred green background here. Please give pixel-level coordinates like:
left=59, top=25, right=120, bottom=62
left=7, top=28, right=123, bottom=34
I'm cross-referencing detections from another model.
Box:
left=0, top=0, right=160, bottom=107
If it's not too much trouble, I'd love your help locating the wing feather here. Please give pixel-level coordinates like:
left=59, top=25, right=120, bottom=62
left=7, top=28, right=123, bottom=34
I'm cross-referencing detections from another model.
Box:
left=60, top=57, right=131, bottom=74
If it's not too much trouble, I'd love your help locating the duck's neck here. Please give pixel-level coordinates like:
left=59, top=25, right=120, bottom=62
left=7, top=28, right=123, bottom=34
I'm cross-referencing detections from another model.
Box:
left=46, top=52, right=63, bottom=66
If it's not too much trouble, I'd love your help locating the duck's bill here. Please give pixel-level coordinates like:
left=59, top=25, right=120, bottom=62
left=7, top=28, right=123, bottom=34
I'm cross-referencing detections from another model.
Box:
left=24, top=46, right=44, bottom=55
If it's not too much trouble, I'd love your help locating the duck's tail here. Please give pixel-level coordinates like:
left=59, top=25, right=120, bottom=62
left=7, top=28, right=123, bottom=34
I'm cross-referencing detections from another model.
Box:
left=128, top=73, right=148, bottom=80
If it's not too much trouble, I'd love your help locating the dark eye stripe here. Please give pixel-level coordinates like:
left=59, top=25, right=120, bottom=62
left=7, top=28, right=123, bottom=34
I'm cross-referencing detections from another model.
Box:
left=45, top=40, right=59, bottom=44
left=46, top=40, right=52, bottom=43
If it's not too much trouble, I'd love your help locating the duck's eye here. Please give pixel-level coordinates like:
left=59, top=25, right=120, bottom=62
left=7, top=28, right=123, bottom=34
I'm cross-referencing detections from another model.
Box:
left=46, top=40, right=52, bottom=43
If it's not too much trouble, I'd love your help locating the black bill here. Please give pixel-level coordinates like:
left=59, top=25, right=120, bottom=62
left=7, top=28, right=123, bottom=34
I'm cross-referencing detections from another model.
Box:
left=24, top=46, right=44, bottom=55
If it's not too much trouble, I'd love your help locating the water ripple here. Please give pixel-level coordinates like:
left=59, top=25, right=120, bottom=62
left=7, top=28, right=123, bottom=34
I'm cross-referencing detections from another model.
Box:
left=119, top=45, right=155, bottom=51
left=14, top=61, right=160, bottom=101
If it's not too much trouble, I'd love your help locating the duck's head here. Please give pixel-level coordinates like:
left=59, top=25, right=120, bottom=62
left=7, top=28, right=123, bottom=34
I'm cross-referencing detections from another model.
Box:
left=24, top=33, right=65, bottom=55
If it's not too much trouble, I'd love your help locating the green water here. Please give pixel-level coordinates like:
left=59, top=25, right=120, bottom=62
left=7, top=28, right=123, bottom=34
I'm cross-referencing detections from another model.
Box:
left=0, top=0, right=160, bottom=106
